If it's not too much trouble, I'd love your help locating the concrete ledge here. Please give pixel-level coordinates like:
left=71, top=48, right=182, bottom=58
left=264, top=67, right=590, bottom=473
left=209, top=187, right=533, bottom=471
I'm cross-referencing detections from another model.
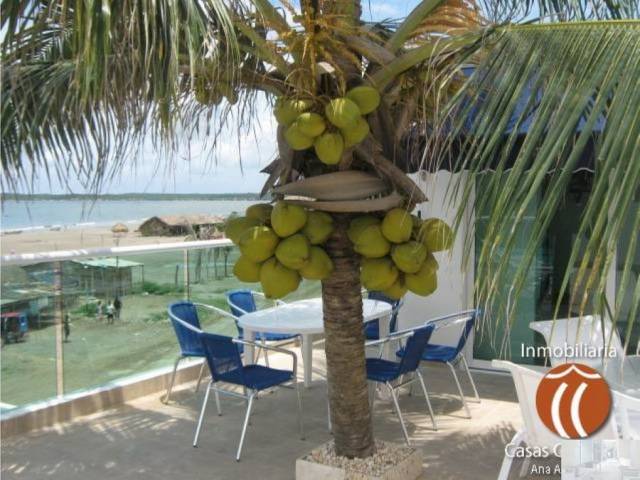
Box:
left=1, top=359, right=204, bottom=438
left=296, top=441, right=422, bottom=480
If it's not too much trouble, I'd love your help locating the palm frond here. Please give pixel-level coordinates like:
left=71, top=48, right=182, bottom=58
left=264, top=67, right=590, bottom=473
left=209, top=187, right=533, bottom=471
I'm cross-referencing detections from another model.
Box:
left=478, top=0, right=639, bottom=22
left=1, top=0, right=248, bottom=190
left=441, top=21, right=640, bottom=355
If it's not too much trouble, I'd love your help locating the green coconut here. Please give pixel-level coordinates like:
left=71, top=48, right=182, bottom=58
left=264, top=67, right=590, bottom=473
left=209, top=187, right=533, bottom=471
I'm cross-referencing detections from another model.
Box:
left=285, top=123, right=314, bottom=151
left=391, top=241, right=428, bottom=273
left=340, top=117, right=370, bottom=148
left=260, top=258, right=301, bottom=299
left=383, top=275, right=408, bottom=300
left=353, top=224, right=391, bottom=258
left=302, top=211, right=334, bottom=245
left=233, top=255, right=262, bottom=283
left=238, top=226, right=279, bottom=263
left=360, top=257, right=398, bottom=291
left=271, top=201, right=308, bottom=237
left=225, top=216, right=262, bottom=244
left=346, top=86, right=381, bottom=115
left=275, top=234, right=310, bottom=270
left=246, top=203, right=273, bottom=223
left=296, top=112, right=326, bottom=137
left=274, top=98, right=313, bottom=126
left=381, top=208, right=413, bottom=243
left=405, top=259, right=438, bottom=296
left=423, top=252, right=439, bottom=271
left=417, top=218, right=454, bottom=252
left=314, top=132, right=344, bottom=165
left=300, top=246, right=334, bottom=280
left=347, top=215, right=380, bottom=243
left=325, top=97, right=361, bottom=129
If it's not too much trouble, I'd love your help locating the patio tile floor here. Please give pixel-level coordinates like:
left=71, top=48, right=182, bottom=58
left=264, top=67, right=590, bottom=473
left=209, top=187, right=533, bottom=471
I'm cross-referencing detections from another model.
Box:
left=1, top=345, right=552, bottom=479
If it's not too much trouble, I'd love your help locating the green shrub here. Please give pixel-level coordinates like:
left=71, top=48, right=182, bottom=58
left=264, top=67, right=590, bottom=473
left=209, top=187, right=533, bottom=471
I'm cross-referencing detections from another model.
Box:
left=140, top=281, right=183, bottom=295
left=72, top=302, right=98, bottom=317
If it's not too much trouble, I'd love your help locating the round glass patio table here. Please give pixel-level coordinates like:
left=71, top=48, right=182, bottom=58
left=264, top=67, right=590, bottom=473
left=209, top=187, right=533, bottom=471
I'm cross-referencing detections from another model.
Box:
left=237, top=298, right=393, bottom=388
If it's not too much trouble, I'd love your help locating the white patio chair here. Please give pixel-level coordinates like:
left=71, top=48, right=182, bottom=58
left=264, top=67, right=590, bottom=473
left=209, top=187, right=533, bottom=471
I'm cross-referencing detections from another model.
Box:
left=530, top=315, right=640, bottom=386
left=529, top=315, right=623, bottom=368
left=493, top=360, right=618, bottom=480
left=614, top=390, right=640, bottom=440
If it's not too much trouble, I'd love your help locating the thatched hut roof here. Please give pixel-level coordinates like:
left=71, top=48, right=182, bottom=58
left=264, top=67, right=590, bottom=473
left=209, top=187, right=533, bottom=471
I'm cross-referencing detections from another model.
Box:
left=111, top=223, right=129, bottom=234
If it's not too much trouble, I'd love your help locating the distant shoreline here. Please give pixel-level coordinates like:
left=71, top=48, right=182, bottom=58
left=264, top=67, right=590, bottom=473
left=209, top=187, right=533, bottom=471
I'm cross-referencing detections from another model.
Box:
left=3, top=193, right=261, bottom=201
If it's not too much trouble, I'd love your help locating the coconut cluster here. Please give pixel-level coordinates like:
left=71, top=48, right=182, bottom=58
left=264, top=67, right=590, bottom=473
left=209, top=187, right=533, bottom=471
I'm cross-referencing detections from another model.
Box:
left=274, top=86, right=381, bottom=165
left=226, top=202, right=335, bottom=299
left=348, top=209, right=454, bottom=300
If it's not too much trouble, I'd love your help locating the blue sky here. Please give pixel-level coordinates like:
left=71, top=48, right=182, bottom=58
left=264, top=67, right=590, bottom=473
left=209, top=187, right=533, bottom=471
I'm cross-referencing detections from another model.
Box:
left=28, top=0, right=422, bottom=195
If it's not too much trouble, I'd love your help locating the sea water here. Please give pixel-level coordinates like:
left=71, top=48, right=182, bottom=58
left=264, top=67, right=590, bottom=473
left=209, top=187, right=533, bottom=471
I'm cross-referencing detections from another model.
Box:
left=0, top=198, right=257, bottom=231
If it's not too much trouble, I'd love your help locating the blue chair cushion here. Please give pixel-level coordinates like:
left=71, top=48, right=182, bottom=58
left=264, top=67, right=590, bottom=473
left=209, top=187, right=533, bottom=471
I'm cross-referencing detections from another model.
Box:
left=365, top=358, right=402, bottom=383
left=168, top=302, right=205, bottom=357
left=396, top=343, right=458, bottom=363
left=365, top=292, right=400, bottom=340
left=218, top=365, right=293, bottom=391
left=364, top=320, right=380, bottom=340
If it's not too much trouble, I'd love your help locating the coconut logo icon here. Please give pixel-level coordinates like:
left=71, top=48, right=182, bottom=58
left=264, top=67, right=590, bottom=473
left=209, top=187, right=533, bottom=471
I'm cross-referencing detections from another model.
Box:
left=536, top=363, right=611, bottom=439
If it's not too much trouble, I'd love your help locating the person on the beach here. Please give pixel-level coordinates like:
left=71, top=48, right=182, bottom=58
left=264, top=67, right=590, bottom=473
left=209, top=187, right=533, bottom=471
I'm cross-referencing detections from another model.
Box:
left=97, top=300, right=104, bottom=321
left=63, top=314, right=70, bottom=342
left=113, top=296, right=122, bottom=322
left=106, top=302, right=115, bottom=324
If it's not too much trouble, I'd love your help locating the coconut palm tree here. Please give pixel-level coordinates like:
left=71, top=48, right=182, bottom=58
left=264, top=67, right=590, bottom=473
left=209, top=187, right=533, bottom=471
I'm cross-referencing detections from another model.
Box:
left=2, top=0, right=638, bottom=460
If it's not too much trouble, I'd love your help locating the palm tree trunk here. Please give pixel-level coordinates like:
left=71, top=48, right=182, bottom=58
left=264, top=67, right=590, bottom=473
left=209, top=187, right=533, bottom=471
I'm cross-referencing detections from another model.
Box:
left=322, top=214, right=375, bottom=458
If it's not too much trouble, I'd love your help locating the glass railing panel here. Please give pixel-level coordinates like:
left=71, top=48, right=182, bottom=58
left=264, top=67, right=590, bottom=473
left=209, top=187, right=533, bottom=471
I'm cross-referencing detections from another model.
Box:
left=1, top=239, right=326, bottom=412
left=1, top=263, right=58, bottom=410
left=60, top=250, right=187, bottom=396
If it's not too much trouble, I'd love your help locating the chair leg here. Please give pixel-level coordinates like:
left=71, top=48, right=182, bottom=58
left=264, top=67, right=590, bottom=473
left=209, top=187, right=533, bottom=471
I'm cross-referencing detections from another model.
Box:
left=163, top=356, right=182, bottom=404
left=407, top=372, right=415, bottom=396
left=193, top=381, right=212, bottom=447
left=194, top=361, right=206, bottom=393
left=295, top=380, right=305, bottom=440
left=416, top=370, right=438, bottom=431
left=242, top=386, right=252, bottom=424
left=497, top=430, right=525, bottom=480
left=519, top=456, right=531, bottom=477
left=261, top=339, right=270, bottom=367
left=236, top=393, right=255, bottom=461
left=447, top=361, right=471, bottom=419
left=214, top=390, right=222, bottom=416
left=461, top=356, right=481, bottom=403
left=327, top=399, right=332, bottom=433
left=387, top=382, right=410, bottom=446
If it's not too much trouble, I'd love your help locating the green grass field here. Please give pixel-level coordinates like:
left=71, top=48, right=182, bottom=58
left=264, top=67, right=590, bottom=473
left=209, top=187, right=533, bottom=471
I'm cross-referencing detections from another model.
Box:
left=1, top=249, right=322, bottom=409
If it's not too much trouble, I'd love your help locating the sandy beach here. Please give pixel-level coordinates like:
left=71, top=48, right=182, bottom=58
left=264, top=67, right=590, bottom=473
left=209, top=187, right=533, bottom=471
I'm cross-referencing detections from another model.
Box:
left=1, top=222, right=191, bottom=255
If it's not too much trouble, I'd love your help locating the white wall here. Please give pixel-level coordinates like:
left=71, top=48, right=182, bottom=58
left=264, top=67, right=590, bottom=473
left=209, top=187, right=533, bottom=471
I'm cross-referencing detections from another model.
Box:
left=397, top=171, right=475, bottom=347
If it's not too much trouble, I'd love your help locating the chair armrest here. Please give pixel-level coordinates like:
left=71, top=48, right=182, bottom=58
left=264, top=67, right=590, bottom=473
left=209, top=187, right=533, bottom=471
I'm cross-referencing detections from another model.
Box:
left=365, top=331, right=413, bottom=348
left=194, top=302, right=238, bottom=320
left=169, top=315, right=204, bottom=334
left=426, top=311, right=475, bottom=331
left=233, top=338, right=297, bottom=375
